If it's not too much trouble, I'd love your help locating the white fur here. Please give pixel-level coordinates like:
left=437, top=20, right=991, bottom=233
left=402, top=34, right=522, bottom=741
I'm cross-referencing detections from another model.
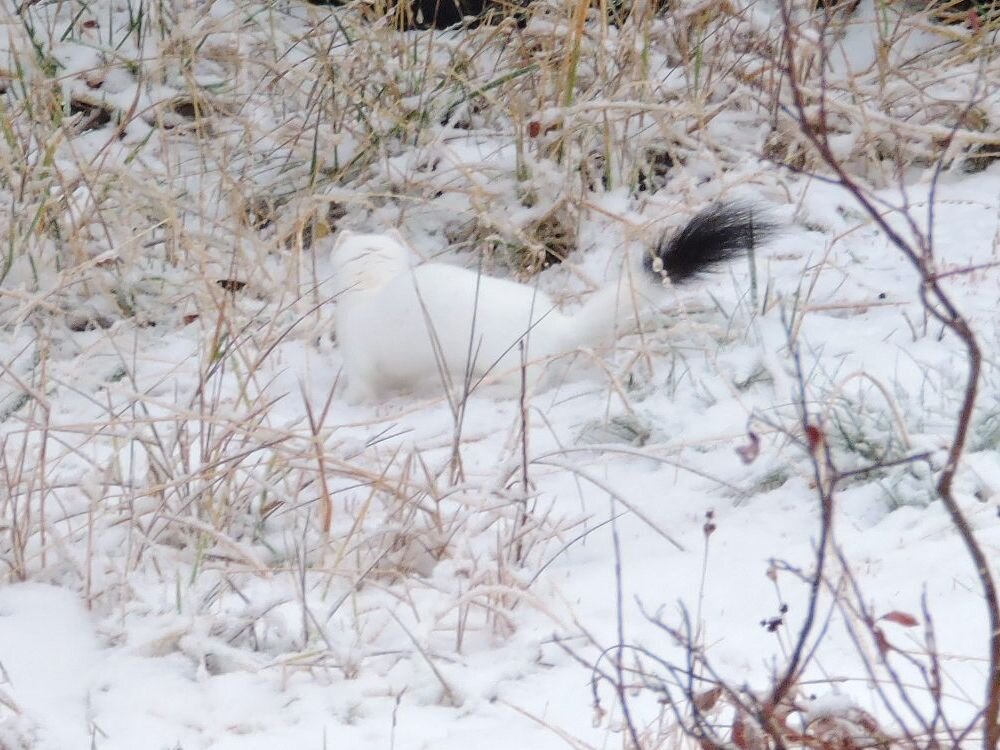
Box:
left=331, top=230, right=639, bottom=402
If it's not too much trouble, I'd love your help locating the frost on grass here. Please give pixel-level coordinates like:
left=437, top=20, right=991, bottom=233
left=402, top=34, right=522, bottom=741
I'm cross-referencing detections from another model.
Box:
left=0, top=0, right=999, bottom=746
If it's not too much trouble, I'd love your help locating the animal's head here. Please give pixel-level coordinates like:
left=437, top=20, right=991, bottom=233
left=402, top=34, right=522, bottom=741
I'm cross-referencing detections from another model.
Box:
left=331, top=228, right=411, bottom=296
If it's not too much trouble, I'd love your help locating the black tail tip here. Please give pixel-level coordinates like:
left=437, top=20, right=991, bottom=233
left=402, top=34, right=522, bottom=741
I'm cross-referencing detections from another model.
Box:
left=645, top=201, right=778, bottom=284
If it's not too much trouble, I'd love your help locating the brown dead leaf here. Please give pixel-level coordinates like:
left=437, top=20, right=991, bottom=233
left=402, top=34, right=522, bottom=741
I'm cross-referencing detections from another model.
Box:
left=694, top=686, right=723, bottom=712
left=874, top=627, right=892, bottom=656
left=880, top=611, right=919, bottom=627
left=216, top=279, right=247, bottom=292
left=805, top=423, right=823, bottom=453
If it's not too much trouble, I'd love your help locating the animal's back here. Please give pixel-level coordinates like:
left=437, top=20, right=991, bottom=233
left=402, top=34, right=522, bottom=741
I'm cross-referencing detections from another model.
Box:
left=349, top=263, right=571, bottom=394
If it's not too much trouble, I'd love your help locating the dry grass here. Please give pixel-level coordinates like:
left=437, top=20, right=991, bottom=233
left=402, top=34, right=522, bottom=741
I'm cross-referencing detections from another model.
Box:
left=0, top=0, right=998, bottom=742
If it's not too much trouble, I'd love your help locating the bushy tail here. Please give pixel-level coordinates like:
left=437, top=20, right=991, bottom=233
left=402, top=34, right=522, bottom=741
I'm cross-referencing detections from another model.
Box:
left=569, top=202, right=775, bottom=350
left=644, top=201, right=776, bottom=283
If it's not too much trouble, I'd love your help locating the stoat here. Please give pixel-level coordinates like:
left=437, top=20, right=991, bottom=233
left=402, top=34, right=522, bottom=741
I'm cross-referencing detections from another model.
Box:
left=331, top=203, right=774, bottom=402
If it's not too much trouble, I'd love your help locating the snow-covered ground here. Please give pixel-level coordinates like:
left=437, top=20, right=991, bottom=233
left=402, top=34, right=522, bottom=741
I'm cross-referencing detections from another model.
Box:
left=0, top=0, right=998, bottom=747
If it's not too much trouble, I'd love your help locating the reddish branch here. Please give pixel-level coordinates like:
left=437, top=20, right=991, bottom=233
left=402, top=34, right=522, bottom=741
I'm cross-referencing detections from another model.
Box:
left=777, top=3, right=1000, bottom=747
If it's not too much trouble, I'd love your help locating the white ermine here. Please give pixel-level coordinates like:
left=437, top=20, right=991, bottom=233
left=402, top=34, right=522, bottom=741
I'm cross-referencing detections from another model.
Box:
left=332, top=203, right=774, bottom=402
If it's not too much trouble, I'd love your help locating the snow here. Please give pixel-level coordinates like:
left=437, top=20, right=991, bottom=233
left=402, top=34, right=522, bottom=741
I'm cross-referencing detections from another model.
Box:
left=0, top=0, right=999, bottom=746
